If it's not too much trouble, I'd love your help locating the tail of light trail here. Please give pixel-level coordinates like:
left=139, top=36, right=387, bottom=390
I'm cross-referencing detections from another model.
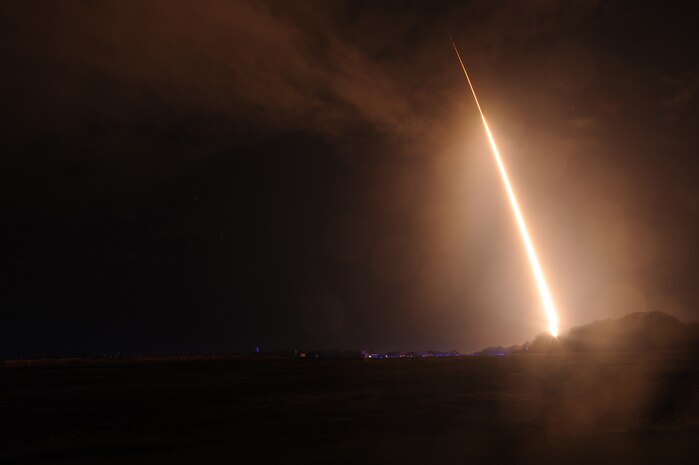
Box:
left=448, top=34, right=560, bottom=337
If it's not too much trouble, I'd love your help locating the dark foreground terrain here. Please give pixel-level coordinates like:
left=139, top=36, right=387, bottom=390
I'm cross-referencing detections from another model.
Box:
left=2, top=353, right=699, bottom=464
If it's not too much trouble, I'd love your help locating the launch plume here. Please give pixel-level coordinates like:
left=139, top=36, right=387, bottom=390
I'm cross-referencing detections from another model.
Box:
left=449, top=33, right=560, bottom=337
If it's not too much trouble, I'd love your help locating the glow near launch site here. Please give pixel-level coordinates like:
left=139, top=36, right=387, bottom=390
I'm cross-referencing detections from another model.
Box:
left=450, top=36, right=560, bottom=337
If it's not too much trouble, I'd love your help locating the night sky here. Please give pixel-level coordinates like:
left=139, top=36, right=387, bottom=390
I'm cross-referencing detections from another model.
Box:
left=2, top=1, right=698, bottom=357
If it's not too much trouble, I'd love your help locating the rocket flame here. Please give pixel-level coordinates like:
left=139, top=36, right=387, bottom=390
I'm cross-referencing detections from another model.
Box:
left=449, top=35, right=559, bottom=337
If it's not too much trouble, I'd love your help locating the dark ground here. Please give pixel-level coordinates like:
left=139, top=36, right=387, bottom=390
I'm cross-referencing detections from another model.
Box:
left=2, top=353, right=699, bottom=464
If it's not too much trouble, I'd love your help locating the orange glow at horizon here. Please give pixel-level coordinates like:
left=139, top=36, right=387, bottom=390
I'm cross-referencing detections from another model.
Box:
left=449, top=35, right=560, bottom=337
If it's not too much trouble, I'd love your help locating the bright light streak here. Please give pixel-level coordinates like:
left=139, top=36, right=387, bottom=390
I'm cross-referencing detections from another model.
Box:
left=449, top=35, right=559, bottom=337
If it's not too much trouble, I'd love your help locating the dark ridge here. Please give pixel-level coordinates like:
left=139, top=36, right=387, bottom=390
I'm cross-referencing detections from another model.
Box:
left=473, top=312, right=699, bottom=355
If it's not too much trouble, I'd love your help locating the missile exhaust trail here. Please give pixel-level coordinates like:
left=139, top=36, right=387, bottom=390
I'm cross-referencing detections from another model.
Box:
left=448, top=33, right=559, bottom=337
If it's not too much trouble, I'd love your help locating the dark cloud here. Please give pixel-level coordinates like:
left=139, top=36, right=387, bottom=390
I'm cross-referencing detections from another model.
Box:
left=661, top=71, right=699, bottom=121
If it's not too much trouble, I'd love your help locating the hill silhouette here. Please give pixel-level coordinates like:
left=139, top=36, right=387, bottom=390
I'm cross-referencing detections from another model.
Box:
left=474, top=312, right=699, bottom=355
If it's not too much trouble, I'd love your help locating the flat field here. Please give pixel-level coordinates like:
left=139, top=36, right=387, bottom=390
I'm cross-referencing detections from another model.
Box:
left=2, top=352, right=699, bottom=464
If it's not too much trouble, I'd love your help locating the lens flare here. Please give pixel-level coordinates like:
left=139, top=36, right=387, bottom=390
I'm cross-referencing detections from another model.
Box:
left=449, top=35, right=559, bottom=337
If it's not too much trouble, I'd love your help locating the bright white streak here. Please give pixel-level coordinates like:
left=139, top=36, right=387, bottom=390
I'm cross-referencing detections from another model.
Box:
left=449, top=36, right=559, bottom=337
